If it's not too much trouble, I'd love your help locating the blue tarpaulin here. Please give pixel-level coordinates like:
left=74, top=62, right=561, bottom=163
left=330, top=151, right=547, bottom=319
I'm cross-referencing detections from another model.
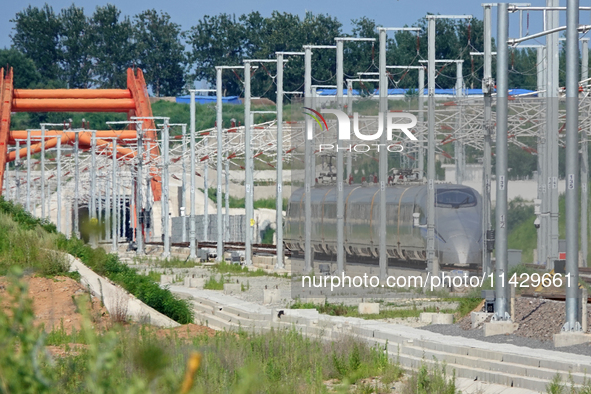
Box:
left=316, top=88, right=537, bottom=97
left=176, top=95, right=241, bottom=104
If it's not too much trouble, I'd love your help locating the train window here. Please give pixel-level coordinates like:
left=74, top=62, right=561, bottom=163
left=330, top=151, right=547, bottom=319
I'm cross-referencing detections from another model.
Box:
left=435, top=189, right=476, bottom=208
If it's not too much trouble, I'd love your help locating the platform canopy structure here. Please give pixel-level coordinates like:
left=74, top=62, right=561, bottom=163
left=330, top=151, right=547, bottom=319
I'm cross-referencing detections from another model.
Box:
left=0, top=67, right=162, bottom=201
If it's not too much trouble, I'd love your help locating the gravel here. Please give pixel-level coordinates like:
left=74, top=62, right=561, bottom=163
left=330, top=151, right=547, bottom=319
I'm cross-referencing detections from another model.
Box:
left=423, top=296, right=591, bottom=357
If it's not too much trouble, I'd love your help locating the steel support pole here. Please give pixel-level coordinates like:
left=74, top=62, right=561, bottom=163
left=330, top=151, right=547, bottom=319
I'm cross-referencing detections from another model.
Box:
left=275, top=55, right=285, bottom=269
left=216, top=67, right=224, bottom=261
left=537, top=45, right=547, bottom=265
left=162, top=119, right=171, bottom=258
left=482, top=4, right=493, bottom=276
left=427, top=17, right=438, bottom=276
left=181, top=124, right=187, bottom=243
left=74, top=133, right=79, bottom=238
left=418, top=67, right=425, bottom=179
left=244, top=61, right=253, bottom=266
left=56, top=135, right=61, bottom=233
left=15, top=141, right=20, bottom=204
left=111, top=139, right=117, bottom=253
left=189, top=91, right=197, bottom=259
left=203, top=134, right=209, bottom=241
left=378, top=29, right=388, bottom=281
left=336, top=39, right=345, bottom=276
left=136, top=125, right=144, bottom=255
left=547, top=0, right=560, bottom=267
left=346, top=79, right=353, bottom=181
left=455, top=61, right=465, bottom=185
left=564, top=0, right=581, bottom=331
left=105, top=151, right=111, bottom=242
left=26, top=130, right=31, bottom=213
left=494, top=3, right=510, bottom=321
left=90, top=130, right=97, bottom=247
left=582, top=39, right=589, bottom=268
left=41, top=125, right=45, bottom=219
left=304, top=47, right=314, bottom=273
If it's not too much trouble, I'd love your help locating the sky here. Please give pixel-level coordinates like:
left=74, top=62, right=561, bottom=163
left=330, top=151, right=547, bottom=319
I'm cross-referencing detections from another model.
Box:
left=1, top=0, right=582, bottom=51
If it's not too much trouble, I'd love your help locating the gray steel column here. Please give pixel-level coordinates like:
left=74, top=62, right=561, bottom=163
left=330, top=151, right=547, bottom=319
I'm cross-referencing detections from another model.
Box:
left=346, top=79, right=353, bottom=181
left=418, top=66, right=425, bottom=179
left=41, top=125, right=45, bottom=219
left=203, top=134, right=209, bottom=241
left=582, top=39, right=589, bottom=267
left=547, top=0, right=560, bottom=267
left=455, top=61, right=465, bottom=185
left=304, top=47, right=314, bottom=273
left=15, top=141, right=20, bottom=204
left=26, top=130, right=31, bottom=212
left=105, top=150, right=111, bottom=242
left=90, top=130, right=97, bottom=247
left=564, top=0, right=581, bottom=331
left=189, top=90, right=197, bottom=259
left=136, top=124, right=144, bottom=255
left=537, top=45, right=547, bottom=265
left=74, top=132, right=79, bottom=238
left=181, top=124, right=187, bottom=243
left=336, top=39, right=345, bottom=275
left=244, top=60, right=253, bottom=265
left=427, top=17, right=438, bottom=276
left=482, top=4, right=493, bottom=276
left=378, top=29, right=388, bottom=281
left=56, top=135, right=61, bottom=233
left=275, top=54, right=285, bottom=269
left=494, top=3, right=509, bottom=321
left=225, top=152, right=230, bottom=236
left=216, top=67, right=224, bottom=261
left=162, top=119, right=171, bottom=258
left=111, top=139, right=118, bottom=253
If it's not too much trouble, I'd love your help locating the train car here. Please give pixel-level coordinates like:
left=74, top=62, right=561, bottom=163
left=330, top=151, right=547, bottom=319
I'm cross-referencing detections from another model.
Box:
left=284, top=184, right=482, bottom=267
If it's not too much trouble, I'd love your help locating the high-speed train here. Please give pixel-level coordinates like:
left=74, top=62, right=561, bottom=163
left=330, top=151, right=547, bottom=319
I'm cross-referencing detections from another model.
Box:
left=284, top=184, right=482, bottom=267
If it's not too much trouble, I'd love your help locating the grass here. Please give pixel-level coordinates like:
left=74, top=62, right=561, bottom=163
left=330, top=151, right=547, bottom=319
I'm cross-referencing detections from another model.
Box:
left=203, top=274, right=227, bottom=290
left=201, top=187, right=288, bottom=211
left=0, top=272, right=406, bottom=393
left=212, top=261, right=288, bottom=278
left=0, top=197, right=193, bottom=324
left=289, top=300, right=457, bottom=320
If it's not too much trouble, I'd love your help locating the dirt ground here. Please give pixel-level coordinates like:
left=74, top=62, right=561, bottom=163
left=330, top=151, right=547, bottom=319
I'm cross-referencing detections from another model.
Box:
left=0, top=275, right=111, bottom=333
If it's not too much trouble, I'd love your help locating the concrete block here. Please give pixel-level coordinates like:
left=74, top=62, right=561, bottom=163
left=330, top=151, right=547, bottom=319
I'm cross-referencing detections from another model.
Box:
left=358, top=303, right=380, bottom=315
left=553, top=332, right=591, bottom=348
left=263, top=289, right=281, bottom=305
left=223, top=283, right=242, bottom=295
left=189, top=278, right=205, bottom=288
left=419, top=312, right=454, bottom=324
left=483, top=321, right=518, bottom=337
left=432, top=314, right=454, bottom=324
left=160, top=274, right=173, bottom=285
left=471, top=312, right=491, bottom=328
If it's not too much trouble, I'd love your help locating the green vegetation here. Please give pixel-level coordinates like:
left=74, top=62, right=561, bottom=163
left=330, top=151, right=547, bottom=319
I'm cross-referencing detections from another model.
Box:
left=546, top=373, right=591, bottom=394
left=401, top=362, right=459, bottom=394
left=0, top=197, right=193, bottom=324
left=203, top=275, right=227, bottom=290
left=0, top=271, right=406, bottom=393
left=201, top=187, right=288, bottom=211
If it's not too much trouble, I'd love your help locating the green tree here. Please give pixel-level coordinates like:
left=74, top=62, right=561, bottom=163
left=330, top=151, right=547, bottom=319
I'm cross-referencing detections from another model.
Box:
left=0, top=48, right=41, bottom=88
left=58, top=4, right=93, bottom=88
left=10, top=4, right=62, bottom=82
left=89, top=5, right=135, bottom=88
left=134, top=9, right=186, bottom=96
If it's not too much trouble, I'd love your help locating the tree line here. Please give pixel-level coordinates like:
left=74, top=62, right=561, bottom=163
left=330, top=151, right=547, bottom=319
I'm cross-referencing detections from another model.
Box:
left=2, top=3, right=552, bottom=97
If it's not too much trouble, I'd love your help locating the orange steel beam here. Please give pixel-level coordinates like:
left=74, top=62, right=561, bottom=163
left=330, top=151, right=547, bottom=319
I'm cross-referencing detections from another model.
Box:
left=7, top=134, right=135, bottom=162
left=0, top=68, right=13, bottom=194
left=9, top=130, right=139, bottom=144
left=127, top=68, right=161, bottom=201
left=14, top=89, right=132, bottom=99
left=12, top=98, right=136, bottom=112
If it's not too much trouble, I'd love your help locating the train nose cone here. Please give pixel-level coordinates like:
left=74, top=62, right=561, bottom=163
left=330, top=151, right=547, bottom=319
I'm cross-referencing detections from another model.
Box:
left=446, top=234, right=481, bottom=266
